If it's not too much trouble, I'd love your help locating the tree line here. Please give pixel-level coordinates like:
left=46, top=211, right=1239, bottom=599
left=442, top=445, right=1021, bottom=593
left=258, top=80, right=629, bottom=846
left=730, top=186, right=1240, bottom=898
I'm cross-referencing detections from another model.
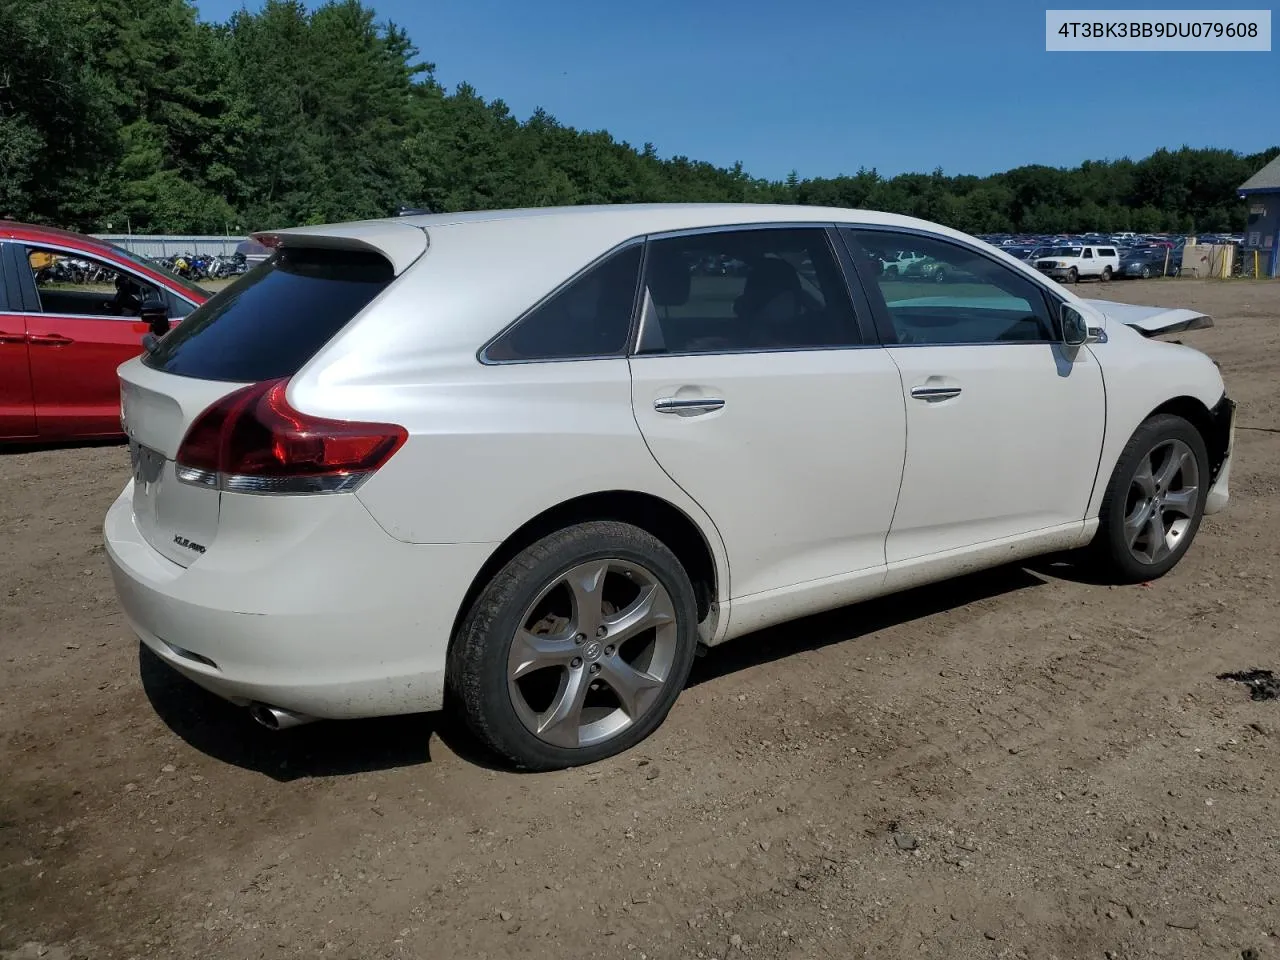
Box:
left=4, top=0, right=1277, bottom=236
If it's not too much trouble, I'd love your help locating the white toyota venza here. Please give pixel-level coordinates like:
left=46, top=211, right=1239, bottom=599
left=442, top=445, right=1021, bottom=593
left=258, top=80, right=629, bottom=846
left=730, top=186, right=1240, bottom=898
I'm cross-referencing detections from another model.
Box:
left=105, top=204, right=1235, bottom=770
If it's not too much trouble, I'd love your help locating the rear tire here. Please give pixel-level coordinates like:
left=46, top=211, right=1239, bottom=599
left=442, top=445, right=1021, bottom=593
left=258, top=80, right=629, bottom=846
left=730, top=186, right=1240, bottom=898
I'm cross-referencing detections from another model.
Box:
left=448, top=521, right=699, bottom=771
left=1141, top=266, right=1152, bottom=279
left=1101, top=266, right=1113, bottom=281
left=1091, top=414, right=1209, bottom=584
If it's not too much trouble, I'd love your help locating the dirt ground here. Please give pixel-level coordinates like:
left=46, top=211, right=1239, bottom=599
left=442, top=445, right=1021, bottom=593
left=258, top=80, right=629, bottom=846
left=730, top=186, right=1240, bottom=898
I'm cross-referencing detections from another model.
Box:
left=2, top=278, right=1278, bottom=960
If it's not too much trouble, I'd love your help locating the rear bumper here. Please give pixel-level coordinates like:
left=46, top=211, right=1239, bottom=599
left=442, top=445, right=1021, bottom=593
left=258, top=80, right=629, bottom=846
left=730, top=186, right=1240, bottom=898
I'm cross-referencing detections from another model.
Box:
left=104, top=483, right=497, bottom=719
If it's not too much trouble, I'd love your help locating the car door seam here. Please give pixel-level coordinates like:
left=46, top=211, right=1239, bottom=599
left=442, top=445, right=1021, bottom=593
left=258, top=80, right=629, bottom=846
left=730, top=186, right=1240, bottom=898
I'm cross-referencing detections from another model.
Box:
left=625, top=356, right=733, bottom=605
left=1084, top=343, right=1110, bottom=519
left=881, top=346, right=910, bottom=565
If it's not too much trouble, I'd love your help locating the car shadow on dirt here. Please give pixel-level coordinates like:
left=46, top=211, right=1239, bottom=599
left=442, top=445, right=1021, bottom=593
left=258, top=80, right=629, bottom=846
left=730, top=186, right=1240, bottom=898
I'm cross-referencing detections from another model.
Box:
left=140, top=563, right=1047, bottom=778
left=138, top=643, right=439, bottom=781
left=1024, top=550, right=1123, bottom=586
left=688, top=563, right=1046, bottom=686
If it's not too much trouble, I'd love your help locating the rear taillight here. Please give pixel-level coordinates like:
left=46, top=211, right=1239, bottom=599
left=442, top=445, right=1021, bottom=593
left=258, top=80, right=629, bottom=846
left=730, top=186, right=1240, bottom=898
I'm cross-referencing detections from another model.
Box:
left=175, top=378, right=407, bottom=494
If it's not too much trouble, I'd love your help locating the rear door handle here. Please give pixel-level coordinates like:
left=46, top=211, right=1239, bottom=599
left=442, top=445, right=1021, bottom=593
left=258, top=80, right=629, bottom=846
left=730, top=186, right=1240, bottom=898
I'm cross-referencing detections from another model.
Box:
left=910, top=385, right=961, bottom=401
left=0, top=331, right=26, bottom=345
left=27, top=333, right=74, bottom=346
left=654, top=397, right=725, bottom=415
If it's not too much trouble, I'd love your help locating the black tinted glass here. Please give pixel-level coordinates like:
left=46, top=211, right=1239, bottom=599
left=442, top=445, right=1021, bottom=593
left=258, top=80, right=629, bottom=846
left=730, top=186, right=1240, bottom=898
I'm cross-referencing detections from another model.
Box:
left=638, top=228, right=860, bottom=354
left=143, top=247, right=393, bottom=381
left=484, top=245, right=641, bottom=362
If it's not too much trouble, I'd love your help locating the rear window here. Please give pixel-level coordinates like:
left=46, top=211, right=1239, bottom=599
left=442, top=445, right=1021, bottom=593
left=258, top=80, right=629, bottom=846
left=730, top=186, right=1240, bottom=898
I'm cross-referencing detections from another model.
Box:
left=482, top=245, right=642, bottom=362
left=143, top=247, right=393, bottom=382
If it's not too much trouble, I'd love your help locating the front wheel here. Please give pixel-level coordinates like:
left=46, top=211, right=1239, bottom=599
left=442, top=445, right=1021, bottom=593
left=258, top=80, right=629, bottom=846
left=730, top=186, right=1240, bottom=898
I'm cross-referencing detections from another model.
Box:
left=1067, top=267, right=1078, bottom=284
left=1092, top=414, right=1209, bottom=583
left=1141, top=266, right=1152, bottom=279
left=448, top=521, right=699, bottom=770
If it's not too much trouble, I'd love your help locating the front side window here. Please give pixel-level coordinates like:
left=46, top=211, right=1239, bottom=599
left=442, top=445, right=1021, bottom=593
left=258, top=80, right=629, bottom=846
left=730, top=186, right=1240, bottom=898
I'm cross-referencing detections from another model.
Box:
left=637, top=227, right=860, bottom=355
left=1083, top=248, right=1095, bottom=259
left=484, top=245, right=642, bottom=362
left=25, top=247, right=160, bottom=319
left=845, top=229, right=1055, bottom=345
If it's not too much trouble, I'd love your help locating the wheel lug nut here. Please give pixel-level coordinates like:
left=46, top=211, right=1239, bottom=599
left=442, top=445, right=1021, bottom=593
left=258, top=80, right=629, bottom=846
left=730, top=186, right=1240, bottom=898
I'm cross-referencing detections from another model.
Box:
left=571, top=657, right=583, bottom=669
left=589, top=663, right=600, bottom=675
left=574, top=634, right=585, bottom=645
left=604, top=645, right=615, bottom=656
left=596, top=626, right=607, bottom=638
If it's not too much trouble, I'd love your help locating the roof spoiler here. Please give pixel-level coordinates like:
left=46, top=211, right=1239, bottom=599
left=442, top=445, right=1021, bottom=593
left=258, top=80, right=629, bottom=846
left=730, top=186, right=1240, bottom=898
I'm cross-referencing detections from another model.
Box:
left=252, top=219, right=429, bottom=275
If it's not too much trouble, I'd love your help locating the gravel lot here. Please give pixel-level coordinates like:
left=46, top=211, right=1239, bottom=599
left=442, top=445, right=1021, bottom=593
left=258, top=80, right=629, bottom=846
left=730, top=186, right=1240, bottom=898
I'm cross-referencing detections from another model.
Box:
left=2, top=278, right=1278, bottom=960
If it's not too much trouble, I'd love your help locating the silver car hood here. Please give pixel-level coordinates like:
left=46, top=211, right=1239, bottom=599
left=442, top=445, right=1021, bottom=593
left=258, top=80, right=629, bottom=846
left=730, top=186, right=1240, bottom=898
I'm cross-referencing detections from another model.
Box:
left=1081, top=299, right=1213, bottom=337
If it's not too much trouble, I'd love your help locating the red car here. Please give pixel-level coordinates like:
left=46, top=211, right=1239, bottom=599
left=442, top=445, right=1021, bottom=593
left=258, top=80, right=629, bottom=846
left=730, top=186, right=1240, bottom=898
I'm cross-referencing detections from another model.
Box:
left=0, top=222, right=210, bottom=442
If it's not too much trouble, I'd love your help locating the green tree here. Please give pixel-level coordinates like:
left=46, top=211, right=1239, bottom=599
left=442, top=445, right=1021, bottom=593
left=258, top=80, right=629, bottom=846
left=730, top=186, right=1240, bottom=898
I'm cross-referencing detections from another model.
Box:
left=2, top=0, right=1276, bottom=236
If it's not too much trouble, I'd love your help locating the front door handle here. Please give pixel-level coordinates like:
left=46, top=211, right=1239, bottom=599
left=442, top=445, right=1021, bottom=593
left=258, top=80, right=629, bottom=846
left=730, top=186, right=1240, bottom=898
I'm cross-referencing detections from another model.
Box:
left=654, top=397, right=725, bottom=415
left=27, top=333, right=74, bottom=347
left=0, top=331, right=26, bottom=345
left=910, top=385, right=961, bottom=401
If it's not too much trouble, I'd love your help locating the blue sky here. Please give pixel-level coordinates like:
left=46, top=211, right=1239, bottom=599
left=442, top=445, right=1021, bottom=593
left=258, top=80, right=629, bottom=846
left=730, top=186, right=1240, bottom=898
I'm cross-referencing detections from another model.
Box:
left=193, top=0, right=1278, bottom=181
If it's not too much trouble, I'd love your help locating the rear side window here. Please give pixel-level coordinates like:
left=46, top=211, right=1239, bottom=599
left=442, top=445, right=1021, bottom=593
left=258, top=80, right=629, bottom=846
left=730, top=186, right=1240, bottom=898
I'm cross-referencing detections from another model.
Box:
left=143, top=247, right=393, bottom=382
left=483, top=245, right=642, bottom=362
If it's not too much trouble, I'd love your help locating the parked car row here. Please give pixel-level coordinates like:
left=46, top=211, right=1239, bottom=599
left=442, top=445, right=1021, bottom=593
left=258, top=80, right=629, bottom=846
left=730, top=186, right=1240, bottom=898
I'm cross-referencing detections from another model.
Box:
left=875, top=230, right=1196, bottom=285
left=977, top=232, right=1192, bottom=282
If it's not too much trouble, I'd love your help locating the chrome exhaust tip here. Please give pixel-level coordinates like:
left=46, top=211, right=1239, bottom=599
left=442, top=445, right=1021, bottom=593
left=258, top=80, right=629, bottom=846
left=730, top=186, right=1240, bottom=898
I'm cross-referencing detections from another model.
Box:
left=248, top=702, right=318, bottom=731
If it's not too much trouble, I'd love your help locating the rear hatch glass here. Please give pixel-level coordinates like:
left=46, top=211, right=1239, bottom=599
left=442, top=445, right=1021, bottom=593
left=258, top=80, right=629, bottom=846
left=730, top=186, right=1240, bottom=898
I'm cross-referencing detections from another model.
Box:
left=124, top=245, right=394, bottom=567
left=143, top=247, right=394, bottom=382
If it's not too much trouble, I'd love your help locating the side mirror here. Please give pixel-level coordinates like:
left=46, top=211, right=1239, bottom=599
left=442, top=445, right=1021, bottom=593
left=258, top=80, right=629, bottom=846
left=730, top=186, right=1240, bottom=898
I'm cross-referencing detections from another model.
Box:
left=139, top=296, right=170, bottom=339
left=1061, top=304, right=1090, bottom=346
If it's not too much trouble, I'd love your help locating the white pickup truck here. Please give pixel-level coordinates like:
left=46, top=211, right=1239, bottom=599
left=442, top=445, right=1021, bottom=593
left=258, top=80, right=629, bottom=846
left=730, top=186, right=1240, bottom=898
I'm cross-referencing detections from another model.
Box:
left=1034, top=244, right=1120, bottom=283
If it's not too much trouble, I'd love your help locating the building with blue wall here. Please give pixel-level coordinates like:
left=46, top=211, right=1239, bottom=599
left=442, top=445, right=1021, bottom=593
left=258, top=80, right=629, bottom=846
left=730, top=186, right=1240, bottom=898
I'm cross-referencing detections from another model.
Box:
left=1239, top=155, right=1280, bottom=278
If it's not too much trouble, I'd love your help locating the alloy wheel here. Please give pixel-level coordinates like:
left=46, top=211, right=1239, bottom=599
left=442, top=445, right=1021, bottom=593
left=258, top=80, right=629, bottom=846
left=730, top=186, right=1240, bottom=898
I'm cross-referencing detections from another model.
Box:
left=506, top=559, right=679, bottom=749
left=1123, top=439, right=1200, bottom=565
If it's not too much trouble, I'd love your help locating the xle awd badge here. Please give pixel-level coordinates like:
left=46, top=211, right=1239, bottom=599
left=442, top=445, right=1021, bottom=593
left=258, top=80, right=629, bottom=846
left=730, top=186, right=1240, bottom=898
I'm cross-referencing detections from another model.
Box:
left=173, top=534, right=207, bottom=555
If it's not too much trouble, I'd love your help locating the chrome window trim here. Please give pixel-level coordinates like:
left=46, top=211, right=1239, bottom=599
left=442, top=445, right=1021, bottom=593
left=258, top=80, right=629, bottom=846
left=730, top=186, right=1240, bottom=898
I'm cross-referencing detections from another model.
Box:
left=5, top=310, right=173, bottom=322
left=641, top=219, right=848, bottom=242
